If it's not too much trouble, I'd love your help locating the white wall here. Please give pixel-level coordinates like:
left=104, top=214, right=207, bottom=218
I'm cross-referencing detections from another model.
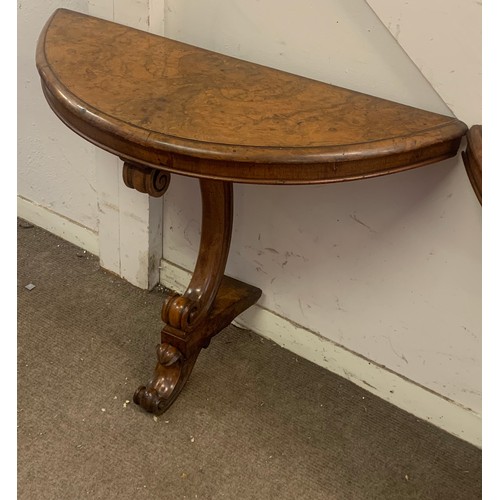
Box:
left=18, top=0, right=481, bottom=444
left=367, top=0, right=482, bottom=127
left=18, top=0, right=166, bottom=287
left=18, top=0, right=98, bottom=236
left=162, top=0, right=481, bottom=428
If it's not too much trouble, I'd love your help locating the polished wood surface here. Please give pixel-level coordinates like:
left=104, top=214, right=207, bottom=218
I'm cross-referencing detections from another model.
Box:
left=36, top=9, right=469, bottom=415
left=462, top=125, right=482, bottom=204
left=161, top=180, right=233, bottom=333
left=36, top=9, right=467, bottom=185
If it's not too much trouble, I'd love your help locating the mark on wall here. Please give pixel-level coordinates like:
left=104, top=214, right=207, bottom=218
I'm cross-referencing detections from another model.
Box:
left=350, top=212, right=376, bottom=233
left=384, top=336, right=409, bottom=364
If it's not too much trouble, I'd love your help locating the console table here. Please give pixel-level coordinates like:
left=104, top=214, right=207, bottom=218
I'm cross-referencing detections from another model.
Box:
left=36, top=9, right=467, bottom=415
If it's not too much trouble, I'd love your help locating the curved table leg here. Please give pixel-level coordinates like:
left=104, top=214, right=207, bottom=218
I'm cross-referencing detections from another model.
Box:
left=126, top=167, right=261, bottom=415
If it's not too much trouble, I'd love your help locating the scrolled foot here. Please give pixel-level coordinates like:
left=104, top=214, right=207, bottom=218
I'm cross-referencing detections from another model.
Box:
left=133, top=342, right=199, bottom=415
left=133, top=386, right=171, bottom=414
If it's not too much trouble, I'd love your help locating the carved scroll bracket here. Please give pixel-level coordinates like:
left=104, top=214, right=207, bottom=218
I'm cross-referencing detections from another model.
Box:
left=122, top=160, right=171, bottom=197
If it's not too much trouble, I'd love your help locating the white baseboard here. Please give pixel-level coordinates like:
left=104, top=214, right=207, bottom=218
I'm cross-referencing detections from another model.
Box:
left=160, top=258, right=481, bottom=448
left=17, top=196, right=99, bottom=256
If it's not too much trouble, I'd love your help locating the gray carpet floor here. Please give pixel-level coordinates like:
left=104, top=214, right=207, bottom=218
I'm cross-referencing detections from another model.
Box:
left=18, top=220, right=481, bottom=499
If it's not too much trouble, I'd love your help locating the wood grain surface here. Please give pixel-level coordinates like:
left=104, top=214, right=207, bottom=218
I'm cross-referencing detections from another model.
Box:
left=36, top=9, right=468, bottom=183
left=462, top=125, right=482, bottom=204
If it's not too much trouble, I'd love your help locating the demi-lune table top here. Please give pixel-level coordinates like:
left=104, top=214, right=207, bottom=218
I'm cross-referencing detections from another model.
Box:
left=36, top=9, right=467, bottom=184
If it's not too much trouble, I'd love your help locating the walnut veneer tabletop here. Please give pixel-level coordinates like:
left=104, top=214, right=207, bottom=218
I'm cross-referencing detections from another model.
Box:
left=36, top=9, right=467, bottom=184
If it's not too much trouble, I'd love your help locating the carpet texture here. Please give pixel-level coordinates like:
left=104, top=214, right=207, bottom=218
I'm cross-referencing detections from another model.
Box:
left=18, top=220, right=481, bottom=499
